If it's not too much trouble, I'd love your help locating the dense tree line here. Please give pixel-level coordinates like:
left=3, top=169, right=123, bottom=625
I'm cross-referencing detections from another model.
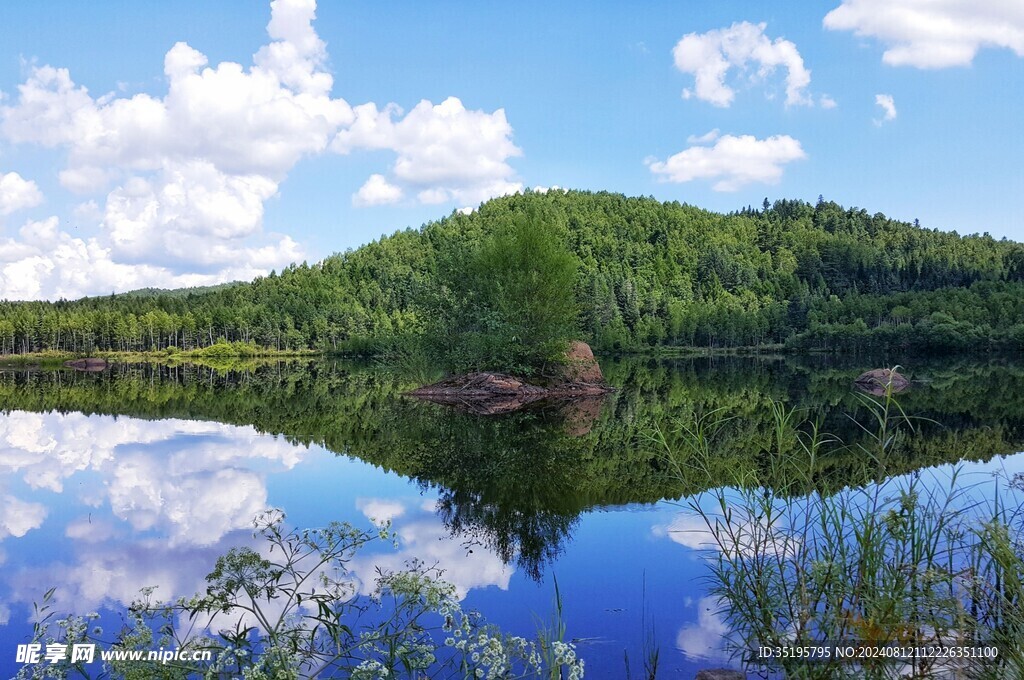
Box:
left=3, top=191, right=1024, bottom=356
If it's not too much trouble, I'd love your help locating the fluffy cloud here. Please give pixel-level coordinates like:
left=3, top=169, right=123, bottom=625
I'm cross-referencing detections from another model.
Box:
left=672, top=22, right=813, bottom=107
left=653, top=511, right=799, bottom=560
left=334, top=97, right=522, bottom=206
left=0, top=410, right=316, bottom=616
left=0, top=411, right=305, bottom=544
left=0, top=171, right=43, bottom=216
left=352, top=173, right=403, bottom=207
left=824, top=0, right=1024, bottom=68
left=675, top=596, right=732, bottom=662
left=350, top=512, right=513, bottom=600
left=874, top=93, right=897, bottom=125
left=646, top=131, right=806, bottom=191
left=0, top=0, right=521, bottom=299
left=357, top=498, right=407, bottom=524
left=0, top=215, right=302, bottom=301
left=0, top=495, right=47, bottom=539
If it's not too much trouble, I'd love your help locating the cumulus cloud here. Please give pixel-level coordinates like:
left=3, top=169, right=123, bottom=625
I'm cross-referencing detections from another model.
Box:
left=0, top=171, right=43, bottom=216
left=0, top=495, right=47, bottom=539
left=334, top=97, right=522, bottom=206
left=824, top=0, right=1024, bottom=68
left=673, top=22, right=813, bottom=107
left=874, top=93, right=897, bottom=125
left=646, top=132, right=806, bottom=191
left=0, top=410, right=318, bottom=616
left=9, top=534, right=256, bottom=617
left=0, top=215, right=302, bottom=301
left=653, top=511, right=799, bottom=560
left=350, top=514, right=513, bottom=600
left=0, top=411, right=305, bottom=545
left=675, top=596, right=732, bottom=662
left=352, top=173, right=403, bottom=207
left=0, top=0, right=522, bottom=300
left=356, top=498, right=406, bottom=524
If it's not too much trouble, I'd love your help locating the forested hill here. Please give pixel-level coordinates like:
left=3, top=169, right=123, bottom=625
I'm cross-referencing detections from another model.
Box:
left=3, top=190, right=1024, bottom=355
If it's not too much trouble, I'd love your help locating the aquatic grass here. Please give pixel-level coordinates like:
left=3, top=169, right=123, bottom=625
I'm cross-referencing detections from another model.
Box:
left=668, top=373, right=1024, bottom=679
left=623, top=574, right=660, bottom=680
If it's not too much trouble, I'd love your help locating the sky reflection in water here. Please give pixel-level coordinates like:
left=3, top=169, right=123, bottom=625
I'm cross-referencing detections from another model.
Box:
left=1, top=357, right=1023, bottom=677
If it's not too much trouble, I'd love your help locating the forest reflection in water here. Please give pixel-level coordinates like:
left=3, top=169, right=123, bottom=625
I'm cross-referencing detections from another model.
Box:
left=3, top=353, right=1023, bottom=583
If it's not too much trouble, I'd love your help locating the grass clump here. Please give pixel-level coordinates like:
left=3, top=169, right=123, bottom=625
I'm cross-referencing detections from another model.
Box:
left=655, top=374, right=1024, bottom=679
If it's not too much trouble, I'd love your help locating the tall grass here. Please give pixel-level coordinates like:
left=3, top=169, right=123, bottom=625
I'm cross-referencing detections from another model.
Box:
left=654, top=375, right=1024, bottom=679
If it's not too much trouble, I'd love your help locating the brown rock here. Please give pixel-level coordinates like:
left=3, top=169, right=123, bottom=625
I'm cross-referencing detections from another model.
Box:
left=854, top=368, right=909, bottom=396
left=558, top=340, right=604, bottom=384
left=406, top=366, right=612, bottom=416
left=695, top=670, right=746, bottom=680
left=63, top=357, right=108, bottom=372
left=558, top=396, right=605, bottom=437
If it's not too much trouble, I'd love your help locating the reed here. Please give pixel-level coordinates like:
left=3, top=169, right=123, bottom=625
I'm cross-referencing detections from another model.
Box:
left=661, top=375, right=1024, bottom=679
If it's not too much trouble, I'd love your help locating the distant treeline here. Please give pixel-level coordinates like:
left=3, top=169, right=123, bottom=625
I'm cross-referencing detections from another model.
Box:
left=2, top=191, right=1024, bottom=355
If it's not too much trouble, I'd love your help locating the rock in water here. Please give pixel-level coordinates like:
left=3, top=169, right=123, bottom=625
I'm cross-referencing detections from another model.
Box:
left=63, top=357, right=108, bottom=372
left=559, top=340, right=604, bottom=384
left=406, top=358, right=612, bottom=415
left=695, top=670, right=746, bottom=680
left=854, top=368, right=909, bottom=395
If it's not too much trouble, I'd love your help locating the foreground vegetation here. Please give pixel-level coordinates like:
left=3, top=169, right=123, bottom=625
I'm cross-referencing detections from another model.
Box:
left=19, top=511, right=585, bottom=680
left=3, top=192, right=1024, bottom=359
left=669, top=381, right=1024, bottom=678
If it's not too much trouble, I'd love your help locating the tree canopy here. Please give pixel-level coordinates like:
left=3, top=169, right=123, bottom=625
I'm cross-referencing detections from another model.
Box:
left=3, top=190, right=1024, bottom=357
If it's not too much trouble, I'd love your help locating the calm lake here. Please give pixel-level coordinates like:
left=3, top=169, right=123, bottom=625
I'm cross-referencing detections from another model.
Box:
left=1, top=356, right=1022, bottom=678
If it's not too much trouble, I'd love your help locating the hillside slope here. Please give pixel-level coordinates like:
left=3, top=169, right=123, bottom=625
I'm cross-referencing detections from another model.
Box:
left=2, top=191, right=1024, bottom=355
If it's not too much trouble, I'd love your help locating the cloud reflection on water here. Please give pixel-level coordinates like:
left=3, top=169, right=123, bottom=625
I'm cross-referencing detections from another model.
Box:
left=0, top=410, right=511, bottom=627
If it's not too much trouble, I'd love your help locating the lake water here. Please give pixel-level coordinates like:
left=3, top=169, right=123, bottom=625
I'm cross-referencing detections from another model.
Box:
left=1, top=356, right=1022, bottom=678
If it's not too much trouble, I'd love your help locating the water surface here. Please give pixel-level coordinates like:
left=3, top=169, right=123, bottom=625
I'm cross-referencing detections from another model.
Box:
left=1, top=356, right=1022, bottom=677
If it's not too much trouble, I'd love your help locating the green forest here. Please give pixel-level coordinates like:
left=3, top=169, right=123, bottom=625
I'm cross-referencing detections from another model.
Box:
left=3, top=191, right=1024, bottom=357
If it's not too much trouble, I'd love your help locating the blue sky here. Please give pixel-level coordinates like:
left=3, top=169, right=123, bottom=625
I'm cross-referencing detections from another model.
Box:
left=0, top=0, right=1021, bottom=299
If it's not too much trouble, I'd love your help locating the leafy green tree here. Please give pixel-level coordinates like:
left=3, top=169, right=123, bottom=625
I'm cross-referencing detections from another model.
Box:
left=430, top=207, right=579, bottom=373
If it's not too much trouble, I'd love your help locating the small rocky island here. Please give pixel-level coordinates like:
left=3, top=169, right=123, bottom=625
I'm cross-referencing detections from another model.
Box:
left=406, top=341, right=613, bottom=416
left=853, top=368, right=910, bottom=396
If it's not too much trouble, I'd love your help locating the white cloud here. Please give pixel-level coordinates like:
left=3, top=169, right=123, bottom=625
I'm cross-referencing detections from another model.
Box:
left=0, top=411, right=305, bottom=543
left=9, top=535, right=256, bottom=618
left=65, top=516, right=117, bottom=543
left=0, top=215, right=302, bottom=301
left=824, top=0, right=1024, bottom=68
left=352, top=173, right=403, bottom=207
left=350, top=516, right=513, bottom=600
left=675, top=596, right=732, bottom=662
left=0, top=171, right=43, bottom=216
left=0, top=495, right=47, bottom=539
left=0, top=0, right=522, bottom=300
left=874, top=93, right=897, bottom=125
left=108, top=462, right=268, bottom=546
left=646, top=133, right=807, bottom=191
left=819, top=94, right=838, bottom=109
left=672, top=22, right=813, bottom=107
left=333, top=97, right=523, bottom=206
left=356, top=498, right=406, bottom=524
left=686, top=129, right=720, bottom=145
left=653, top=511, right=799, bottom=560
